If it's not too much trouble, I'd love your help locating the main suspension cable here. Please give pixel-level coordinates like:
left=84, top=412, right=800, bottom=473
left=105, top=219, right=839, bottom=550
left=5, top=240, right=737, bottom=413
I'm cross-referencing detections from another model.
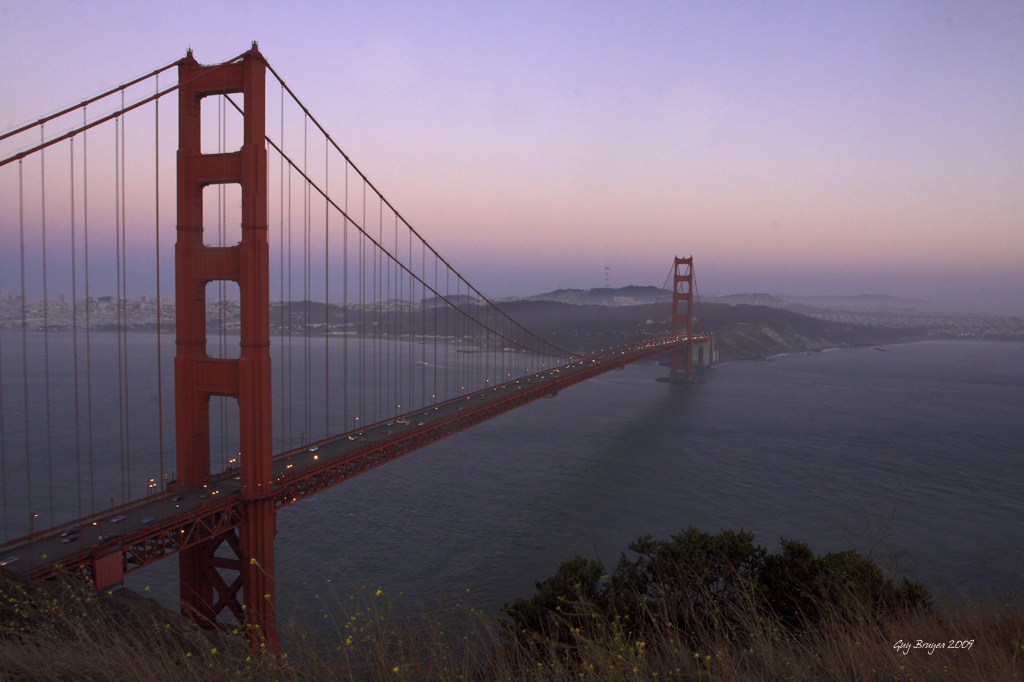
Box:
left=0, top=49, right=252, bottom=168
left=0, top=60, right=181, bottom=144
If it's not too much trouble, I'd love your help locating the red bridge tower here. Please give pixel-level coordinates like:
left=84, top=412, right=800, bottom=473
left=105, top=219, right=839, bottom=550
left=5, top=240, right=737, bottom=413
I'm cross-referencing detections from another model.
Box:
left=175, top=45, right=277, bottom=648
left=668, top=256, right=694, bottom=382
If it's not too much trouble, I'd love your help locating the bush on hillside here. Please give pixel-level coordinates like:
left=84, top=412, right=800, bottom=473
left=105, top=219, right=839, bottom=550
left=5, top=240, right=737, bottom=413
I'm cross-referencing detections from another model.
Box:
left=503, top=526, right=931, bottom=646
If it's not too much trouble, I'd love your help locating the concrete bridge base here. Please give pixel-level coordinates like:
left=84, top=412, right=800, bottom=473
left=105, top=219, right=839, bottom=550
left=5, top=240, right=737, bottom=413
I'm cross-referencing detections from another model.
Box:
left=657, top=371, right=697, bottom=383
left=658, top=333, right=716, bottom=383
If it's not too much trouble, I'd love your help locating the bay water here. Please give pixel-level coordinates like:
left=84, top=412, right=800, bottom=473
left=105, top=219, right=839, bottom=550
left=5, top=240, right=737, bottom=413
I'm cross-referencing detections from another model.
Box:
left=2, top=334, right=1021, bottom=617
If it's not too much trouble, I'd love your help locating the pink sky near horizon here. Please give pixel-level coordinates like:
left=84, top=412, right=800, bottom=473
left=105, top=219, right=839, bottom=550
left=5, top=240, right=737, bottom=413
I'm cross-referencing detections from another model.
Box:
left=1, top=1, right=1021, bottom=312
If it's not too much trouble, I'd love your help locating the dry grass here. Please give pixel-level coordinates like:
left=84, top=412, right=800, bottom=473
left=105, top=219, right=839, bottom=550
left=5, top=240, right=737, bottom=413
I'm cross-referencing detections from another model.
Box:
left=1, top=572, right=1021, bottom=681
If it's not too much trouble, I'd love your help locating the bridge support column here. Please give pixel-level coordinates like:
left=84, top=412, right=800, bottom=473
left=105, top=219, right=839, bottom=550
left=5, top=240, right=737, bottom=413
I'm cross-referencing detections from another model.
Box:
left=240, top=498, right=277, bottom=650
left=175, top=44, right=276, bottom=651
left=665, top=256, right=695, bottom=382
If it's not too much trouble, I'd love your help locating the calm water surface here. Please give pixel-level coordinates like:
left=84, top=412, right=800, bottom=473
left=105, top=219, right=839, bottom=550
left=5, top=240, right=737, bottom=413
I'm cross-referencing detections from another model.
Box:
left=3, top=335, right=1020, bottom=614
left=124, top=340, right=1024, bottom=613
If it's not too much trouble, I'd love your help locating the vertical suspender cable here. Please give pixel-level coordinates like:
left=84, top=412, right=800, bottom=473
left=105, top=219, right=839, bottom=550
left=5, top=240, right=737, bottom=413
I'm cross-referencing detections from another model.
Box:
left=392, top=214, right=396, bottom=413
left=18, top=161, right=33, bottom=532
left=399, top=216, right=404, bottom=412
left=324, top=138, right=329, bottom=438
left=457, top=278, right=462, bottom=395
left=501, top=299, right=505, bottom=382
left=454, top=276, right=458, bottom=395
left=386, top=207, right=392, bottom=415
left=279, top=85, right=285, bottom=452
left=405, top=227, right=410, bottom=409
left=114, top=116, right=126, bottom=505
left=385, top=201, right=389, bottom=417
left=0, top=176, right=6, bottom=541
left=287, top=129, right=293, bottom=448
left=374, top=195, right=379, bottom=422
left=40, top=126, right=55, bottom=525
left=454, top=275, right=458, bottom=396
left=342, top=160, right=348, bottom=432
left=360, top=181, right=365, bottom=427
left=223, top=98, right=228, bottom=466
left=121, top=97, right=132, bottom=500
left=461, top=279, right=466, bottom=391
left=155, top=75, right=164, bottom=490
left=306, top=124, right=311, bottom=438
left=394, top=215, right=398, bottom=413
left=218, top=96, right=227, bottom=470
left=216, top=97, right=223, bottom=463
left=71, top=137, right=82, bottom=517
left=394, top=214, right=399, bottom=413
left=376, top=198, right=380, bottom=421
left=493, top=300, right=497, bottom=385
left=396, top=218, right=401, bottom=412
left=376, top=197, right=381, bottom=422
left=376, top=206, right=380, bottom=411
left=302, top=114, right=309, bottom=442
left=433, top=254, right=437, bottom=404
left=445, top=268, right=449, bottom=400
left=83, top=109, right=95, bottom=514
left=421, top=240, right=426, bottom=408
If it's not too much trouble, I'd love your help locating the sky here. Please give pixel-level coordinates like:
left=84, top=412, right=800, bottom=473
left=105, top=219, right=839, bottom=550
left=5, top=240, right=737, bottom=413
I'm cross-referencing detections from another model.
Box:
left=1, top=1, right=1022, bottom=312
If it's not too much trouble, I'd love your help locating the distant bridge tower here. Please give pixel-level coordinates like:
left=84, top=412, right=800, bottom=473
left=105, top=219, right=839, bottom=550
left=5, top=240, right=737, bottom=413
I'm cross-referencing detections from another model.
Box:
left=667, top=256, right=694, bottom=382
left=175, top=45, right=277, bottom=649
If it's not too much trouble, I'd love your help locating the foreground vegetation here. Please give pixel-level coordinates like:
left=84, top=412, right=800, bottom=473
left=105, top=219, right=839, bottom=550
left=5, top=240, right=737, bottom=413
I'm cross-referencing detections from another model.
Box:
left=2, top=528, right=1021, bottom=681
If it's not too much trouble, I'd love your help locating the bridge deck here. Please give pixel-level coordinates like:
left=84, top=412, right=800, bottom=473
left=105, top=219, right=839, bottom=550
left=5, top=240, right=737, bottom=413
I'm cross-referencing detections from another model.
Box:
left=0, top=335, right=702, bottom=584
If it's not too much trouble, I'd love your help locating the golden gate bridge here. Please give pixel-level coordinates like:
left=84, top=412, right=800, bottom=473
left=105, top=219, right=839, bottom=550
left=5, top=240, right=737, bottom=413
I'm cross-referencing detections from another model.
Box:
left=0, top=44, right=707, bottom=650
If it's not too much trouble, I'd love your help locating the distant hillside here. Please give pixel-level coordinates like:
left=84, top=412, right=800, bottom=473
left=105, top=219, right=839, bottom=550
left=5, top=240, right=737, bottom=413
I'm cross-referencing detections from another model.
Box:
left=701, top=292, right=933, bottom=313
left=523, top=285, right=668, bottom=307
left=259, top=297, right=921, bottom=359
left=704, top=293, right=789, bottom=307
left=696, top=302, right=905, bottom=361
left=782, top=293, right=932, bottom=311
left=494, top=299, right=907, bottom=360
left=522, top=287, right=942, bottom=314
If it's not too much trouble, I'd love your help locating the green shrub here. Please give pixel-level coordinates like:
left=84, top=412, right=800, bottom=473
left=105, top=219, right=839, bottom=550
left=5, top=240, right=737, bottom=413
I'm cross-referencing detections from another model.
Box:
left=504, top=526, right=932, bottom=647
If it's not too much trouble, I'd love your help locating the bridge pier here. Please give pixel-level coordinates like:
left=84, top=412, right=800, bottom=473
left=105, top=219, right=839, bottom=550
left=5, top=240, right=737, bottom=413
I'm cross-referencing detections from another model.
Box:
left=239, top=498, right=277, bottom=648
left=658, top=334, right=716, bottom=382
left=660, top=366, right=697, bottom=383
